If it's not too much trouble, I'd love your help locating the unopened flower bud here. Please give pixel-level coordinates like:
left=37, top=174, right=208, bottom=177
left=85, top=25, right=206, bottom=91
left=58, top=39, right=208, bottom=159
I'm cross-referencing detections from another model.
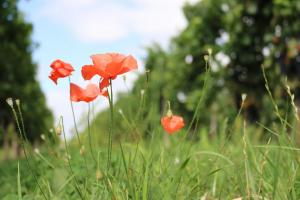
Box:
left=174, top=157, right=180, bottom=165
left=6, top=98, right=13, bottom=108
left=167, top=109, right=173, bottom=118
left=208, top=48, right=212, bottom=55
left=166, top=101, right=173, bottom=117
left=15, top=99, right=20, bottom=106
left=55, top=124, right=62, bottom=136
left=204, top=55, right=209, bottom=62
left=141, top=89, right=145, bottom=96
left=80, top=145, right=85, bottom=155
left=34, top=148, right=40, bottom=154
left=64, top=154, right=71, bottom=164
left=96, top=169, right=103, bottom=180
left=118, top=109, right=123, bottom=115
left=40, top=134, right=46, bottom=141
left=241, top=93, right=247, bottom=101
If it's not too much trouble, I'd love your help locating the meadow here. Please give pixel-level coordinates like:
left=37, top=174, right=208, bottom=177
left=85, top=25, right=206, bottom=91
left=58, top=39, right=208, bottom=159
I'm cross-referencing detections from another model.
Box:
left=1, top=56, right=300, bottom=200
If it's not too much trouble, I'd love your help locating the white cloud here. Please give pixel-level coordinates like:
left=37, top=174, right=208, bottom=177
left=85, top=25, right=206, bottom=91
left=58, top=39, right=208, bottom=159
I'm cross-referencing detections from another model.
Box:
left=38, top=0, right=198, bottom=44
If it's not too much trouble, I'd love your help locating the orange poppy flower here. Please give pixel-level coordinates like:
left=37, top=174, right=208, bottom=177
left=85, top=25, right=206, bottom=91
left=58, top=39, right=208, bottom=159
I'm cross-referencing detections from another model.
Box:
left=49, top=59, right=74, bottom=84
left=161, top=115, right=185, bottom=134
left=70, top=83, right=102, bottom=102
left=81, top=53, right=137, bottom=92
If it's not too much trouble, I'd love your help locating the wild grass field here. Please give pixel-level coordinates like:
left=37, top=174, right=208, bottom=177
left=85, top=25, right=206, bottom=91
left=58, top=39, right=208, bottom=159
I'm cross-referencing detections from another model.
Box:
left=1, top=0, right=300, bottom=199
left=1, top=61, right=300, bottom=200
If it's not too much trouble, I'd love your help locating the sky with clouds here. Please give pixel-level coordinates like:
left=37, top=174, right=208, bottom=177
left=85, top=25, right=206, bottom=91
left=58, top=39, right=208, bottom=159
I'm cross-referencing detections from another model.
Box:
left=18, top=0, right=198, bottom=138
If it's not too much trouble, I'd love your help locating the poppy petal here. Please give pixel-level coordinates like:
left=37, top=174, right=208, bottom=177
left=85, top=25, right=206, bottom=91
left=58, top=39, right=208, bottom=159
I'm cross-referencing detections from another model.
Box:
left=161, top=115, right=185, bottom=134
left=83, top=83, right=100, bottom=102
left=70, top=83, right=83, bottom=102
left=81, top=65, right=98, bottom=80
left=49, top=59, right=74, bottom=84
left=90, top=54, right=112, bottom=70
left=100, top=78, right=110, bottom=90
left=49, top=72, right=59, bottom=84
left=105, top=53, right=126, bottom=76
left=119, top=55, right=138, bottom=74
left=100, top=87, right=108, bottom=97
left=57, top=68, right=72, bottom=76
left=70, top=83, right=99, bottom=102
left=50, top=59, right=74, bottom=72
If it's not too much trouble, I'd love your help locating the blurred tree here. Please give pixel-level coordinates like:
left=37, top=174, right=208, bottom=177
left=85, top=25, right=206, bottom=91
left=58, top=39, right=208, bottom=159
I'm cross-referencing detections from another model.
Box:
left=88, top=0, right=300, bottom=139
left=137, top=0, right=300, bottom=126
left=0, top=0, right=53, bottom=151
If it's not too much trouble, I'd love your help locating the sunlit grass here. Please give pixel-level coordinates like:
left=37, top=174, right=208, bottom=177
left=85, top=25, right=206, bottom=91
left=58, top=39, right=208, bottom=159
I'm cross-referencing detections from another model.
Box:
left=1, top=117, right=300, bottom=199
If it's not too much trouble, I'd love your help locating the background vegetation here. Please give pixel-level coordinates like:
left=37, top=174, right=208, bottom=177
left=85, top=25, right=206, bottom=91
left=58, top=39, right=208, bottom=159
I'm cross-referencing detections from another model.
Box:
left=1, top=0, right=300, bottom=199
left=0, top=0, right=53, bottom=159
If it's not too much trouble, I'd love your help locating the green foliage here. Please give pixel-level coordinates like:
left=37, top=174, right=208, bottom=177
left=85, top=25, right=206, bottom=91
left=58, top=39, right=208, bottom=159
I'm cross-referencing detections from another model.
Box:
left=1, top=119, right=300, bottom=199
left=0, top=0, right=53, bottom=142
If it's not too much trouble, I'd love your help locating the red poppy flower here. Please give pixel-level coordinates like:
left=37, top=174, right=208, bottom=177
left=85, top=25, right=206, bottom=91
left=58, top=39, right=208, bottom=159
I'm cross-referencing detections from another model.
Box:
left=81, top=53, right=137, bottom=92
left=161, top=115, right=185, bottom=134
left=70, top=83, right=102, bottom=102
left=49, top=59, right=74, bottom=84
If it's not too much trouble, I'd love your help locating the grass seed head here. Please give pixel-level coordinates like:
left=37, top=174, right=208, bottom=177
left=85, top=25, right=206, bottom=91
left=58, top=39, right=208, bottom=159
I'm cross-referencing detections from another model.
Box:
left=6, top=98, right=14, bottom=108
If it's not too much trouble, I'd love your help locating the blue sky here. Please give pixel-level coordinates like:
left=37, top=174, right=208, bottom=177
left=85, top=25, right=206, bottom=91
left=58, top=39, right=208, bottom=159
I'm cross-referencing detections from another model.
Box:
left=18, top=0, right=197, bottom=137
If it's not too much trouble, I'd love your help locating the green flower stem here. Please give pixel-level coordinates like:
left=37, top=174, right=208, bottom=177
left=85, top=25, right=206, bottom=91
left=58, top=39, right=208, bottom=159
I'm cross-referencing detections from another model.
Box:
left=107, top=78, right=114, bottom=170
left=88, top=103, right=97, bottom=163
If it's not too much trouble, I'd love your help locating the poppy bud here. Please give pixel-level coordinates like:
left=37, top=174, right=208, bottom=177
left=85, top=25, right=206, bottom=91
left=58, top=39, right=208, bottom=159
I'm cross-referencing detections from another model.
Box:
left=167, top=109, right=173, bottom=118
left=208, top=48, right=212, bottom=55
left=40, top=134, right=46, bottom=141
left=80, top=145, right=85, bottom=155
left=241, top=93, right=247, bottom=102
left=204, top=55, right=209, bottom=62
left=6, top=98, right=13, bottom=108
left=166, top=101, right=173, bottom=117
left=64, top=154, right=71, bottom=164
left=174, top=157, right=180, bottom=165
left=96, top=169, right=103, bottom=180
left=15, top=99, right=20, bottom=106
left=55, top=124, right=62, bottom=136
left=34, top=148, right=40, bottom=154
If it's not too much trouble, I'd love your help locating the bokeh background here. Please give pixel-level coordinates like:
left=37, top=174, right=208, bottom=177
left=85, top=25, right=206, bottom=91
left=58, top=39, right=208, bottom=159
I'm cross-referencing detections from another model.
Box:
left=18, top=0, right=198, bottom=136
left=1, top=0, right=300, bottom=157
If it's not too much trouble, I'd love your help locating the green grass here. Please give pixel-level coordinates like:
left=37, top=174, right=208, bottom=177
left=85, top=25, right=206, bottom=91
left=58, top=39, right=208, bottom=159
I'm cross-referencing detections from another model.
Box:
left=1, top=63, right=300, bottom=199
left=1, top=117, right=300, bottom=199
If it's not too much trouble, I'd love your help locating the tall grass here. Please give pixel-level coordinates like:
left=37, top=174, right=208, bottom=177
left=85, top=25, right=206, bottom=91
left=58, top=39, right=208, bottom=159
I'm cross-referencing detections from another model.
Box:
left=1, top=62, right=300, bottom=199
